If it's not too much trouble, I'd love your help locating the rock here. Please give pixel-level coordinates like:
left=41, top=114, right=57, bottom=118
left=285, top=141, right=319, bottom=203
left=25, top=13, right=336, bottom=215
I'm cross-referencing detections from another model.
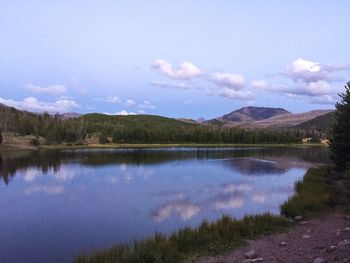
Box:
left=300, top=221, right=309, bottom=225
left=336, top=231, right=341, bottom=235
left=328, top=245, right=338, bottom=252
left=343, top=258, right=349, bottom=262
left=338, top=239, right=350, bottom=247
left=242, top=258, right=263, bottom=263
left=344, top=227, right=350, bottom=231
left=244, top=249, right=257, bottom=259
left=313, top=257, right=326, bottom=263
left=279, top=241, right=287, bottom=247
left=295, top=215, right=303, bottom=221
left=302, top=234, right=311, bottom=239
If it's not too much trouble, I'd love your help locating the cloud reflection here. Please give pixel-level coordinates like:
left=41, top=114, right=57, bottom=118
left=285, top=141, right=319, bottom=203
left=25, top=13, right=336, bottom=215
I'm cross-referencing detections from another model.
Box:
left=24, top=184, right=64, bottom=195
left=152, top=200, right=201, bottom=222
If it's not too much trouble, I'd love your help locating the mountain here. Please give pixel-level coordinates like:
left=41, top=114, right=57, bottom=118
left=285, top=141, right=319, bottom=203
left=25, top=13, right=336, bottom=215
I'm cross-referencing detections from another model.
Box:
left=237, top=109, right=334, bottom=129
left=217, top=106, right=291, bottom=123
left=293, top=111, right=335, bottom=134
left=59, top=112, right=82, bottom=120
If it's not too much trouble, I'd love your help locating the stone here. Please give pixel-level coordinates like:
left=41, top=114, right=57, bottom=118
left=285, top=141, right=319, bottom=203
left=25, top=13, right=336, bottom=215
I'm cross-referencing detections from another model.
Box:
left=328, top=245, right=338, bottom=252
left=338, top=239, right=350, bottom=247
left=295, top=215, right=303, bottom=221
left=344, top=227, right=350, bottom=231
left=244, top=249, right=257, bottom=259
left=313, top=257, right=326, bottom=263
left=302, top=234, right=311, bottom=239
left=242, top=258, right=263, bottom=263
left=279, top=241, right=288, bottom=247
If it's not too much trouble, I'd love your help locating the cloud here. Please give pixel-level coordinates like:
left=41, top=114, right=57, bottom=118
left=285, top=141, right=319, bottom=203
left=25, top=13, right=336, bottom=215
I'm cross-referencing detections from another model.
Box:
left=284, top=58, right=347, bottom=83
left=115, top=110, right=136, bottom=115
left=251, top=80, right=268, bottom=90
left=139, top=100, right=156, bottom=109
left=0, top=96, right=80, bottom=113
left=152, top=59, right=202, bottom=79
left=309, top=95, right=337, bottom=105
left=152, top=81, right=190, bottom=89
left=220, top=88, right=254, bottom=100
left=106, top=96, right=122, bottom=103
left=210, top=72, right=245, bottom=89
left=125, top=99, right=136, bottom=107
left=26, top=84, right=67, bottom=95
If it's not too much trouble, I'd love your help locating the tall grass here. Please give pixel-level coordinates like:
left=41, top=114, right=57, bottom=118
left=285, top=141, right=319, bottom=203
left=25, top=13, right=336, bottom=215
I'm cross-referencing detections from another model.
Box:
left=281, top=166, right=337, bottom=217
left=75, top=214, right=289, bottom=263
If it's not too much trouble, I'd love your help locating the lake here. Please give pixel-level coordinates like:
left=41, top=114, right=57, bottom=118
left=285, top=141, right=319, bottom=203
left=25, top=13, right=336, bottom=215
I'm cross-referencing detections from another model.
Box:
left=0, top=147, right=329, bottom=263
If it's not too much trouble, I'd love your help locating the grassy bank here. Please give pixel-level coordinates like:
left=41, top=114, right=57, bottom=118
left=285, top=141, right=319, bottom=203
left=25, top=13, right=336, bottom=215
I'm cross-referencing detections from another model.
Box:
left=75, top=165, right=346, bottom=263
left=281, top=166, right=338, bottom=217
left=75, top=214, right=289, bottom=263
left=39, top=142, right=326, bottom=150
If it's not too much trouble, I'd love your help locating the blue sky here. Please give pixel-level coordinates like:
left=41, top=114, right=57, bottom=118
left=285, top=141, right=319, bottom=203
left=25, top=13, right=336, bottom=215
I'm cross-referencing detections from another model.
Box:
left=0, top=1, right=349, bottom=119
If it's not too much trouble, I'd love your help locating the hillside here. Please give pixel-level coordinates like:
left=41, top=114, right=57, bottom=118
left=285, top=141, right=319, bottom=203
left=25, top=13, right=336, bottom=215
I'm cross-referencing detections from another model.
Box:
left=225, top=110, right=334, bottom=129
left=0, top=103, right=301, bottom=146
left=80, top=113, right=196, bottom=129
left=293, top=111, right=335, bottom=134
left=217, top=106, right=290, bottom=123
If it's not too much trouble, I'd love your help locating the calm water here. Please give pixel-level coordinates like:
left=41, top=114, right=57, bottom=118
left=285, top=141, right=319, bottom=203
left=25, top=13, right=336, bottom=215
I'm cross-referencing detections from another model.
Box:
left=0, top=147, right=329, bottom=263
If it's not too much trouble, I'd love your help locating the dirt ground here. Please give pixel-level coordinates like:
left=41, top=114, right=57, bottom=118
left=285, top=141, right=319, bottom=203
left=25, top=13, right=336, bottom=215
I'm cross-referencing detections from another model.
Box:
left=198, top=213, right=350, bottom=263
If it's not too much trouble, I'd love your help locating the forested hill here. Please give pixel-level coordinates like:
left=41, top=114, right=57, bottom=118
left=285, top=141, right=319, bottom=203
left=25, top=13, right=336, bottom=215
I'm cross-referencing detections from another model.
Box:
left=0, top=104, right=301, bottom=145
left=293, top=111, right=335, bottom=135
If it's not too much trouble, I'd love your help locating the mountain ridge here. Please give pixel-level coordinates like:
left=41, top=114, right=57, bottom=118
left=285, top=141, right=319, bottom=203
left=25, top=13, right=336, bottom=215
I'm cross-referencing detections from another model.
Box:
left=217, top=106, right=291, bottom=123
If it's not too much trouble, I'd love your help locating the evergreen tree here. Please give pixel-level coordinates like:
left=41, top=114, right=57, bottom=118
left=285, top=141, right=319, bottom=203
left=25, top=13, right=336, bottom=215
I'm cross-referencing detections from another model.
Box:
left=99, top=132, right=108, bottom=144
left=330, top=81, right=350, bottom=171
left=0, top=130, right=2, bottom=144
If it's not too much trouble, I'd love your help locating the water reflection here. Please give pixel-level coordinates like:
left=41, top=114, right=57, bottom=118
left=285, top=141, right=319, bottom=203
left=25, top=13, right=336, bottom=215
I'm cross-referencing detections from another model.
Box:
left=0, top=147, right=329, bottom=263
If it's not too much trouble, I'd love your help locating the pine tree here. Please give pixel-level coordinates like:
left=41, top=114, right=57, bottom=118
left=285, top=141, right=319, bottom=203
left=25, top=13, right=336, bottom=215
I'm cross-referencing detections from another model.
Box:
left=330, top=81, right=350, bottom=171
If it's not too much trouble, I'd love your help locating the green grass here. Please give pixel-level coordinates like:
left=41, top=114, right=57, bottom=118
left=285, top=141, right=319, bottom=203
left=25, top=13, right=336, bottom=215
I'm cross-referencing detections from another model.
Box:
left=281, top=166, right=337, bottom=218
left=74, top=214, right=289, bottom=263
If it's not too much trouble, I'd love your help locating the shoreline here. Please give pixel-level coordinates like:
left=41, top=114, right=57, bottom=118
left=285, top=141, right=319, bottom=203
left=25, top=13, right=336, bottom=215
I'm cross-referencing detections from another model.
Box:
left=0, top=142, right=327, bottom=151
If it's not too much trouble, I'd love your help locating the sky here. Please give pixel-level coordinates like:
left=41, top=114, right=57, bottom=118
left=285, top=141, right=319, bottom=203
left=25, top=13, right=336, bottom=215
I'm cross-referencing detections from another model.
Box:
left=0, top=1, right=349, bottom=119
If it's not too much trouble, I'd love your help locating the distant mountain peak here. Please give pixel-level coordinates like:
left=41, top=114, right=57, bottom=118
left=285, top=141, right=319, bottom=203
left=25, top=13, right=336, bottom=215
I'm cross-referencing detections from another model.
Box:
left=219, top=106, right=291, bottom=123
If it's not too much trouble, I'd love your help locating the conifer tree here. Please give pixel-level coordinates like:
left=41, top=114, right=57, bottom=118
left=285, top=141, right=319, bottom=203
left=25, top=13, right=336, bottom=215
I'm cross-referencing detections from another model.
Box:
left=330, top=81, right=350, bottom=171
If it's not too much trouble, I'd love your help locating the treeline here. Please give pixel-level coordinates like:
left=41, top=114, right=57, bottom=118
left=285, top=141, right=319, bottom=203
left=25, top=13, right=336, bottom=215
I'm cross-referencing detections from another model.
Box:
left=0, top=105, right=302, bottom=145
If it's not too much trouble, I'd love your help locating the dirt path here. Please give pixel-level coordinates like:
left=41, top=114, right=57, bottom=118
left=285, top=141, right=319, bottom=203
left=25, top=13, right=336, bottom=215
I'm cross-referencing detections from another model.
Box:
left=198, top=213, right=350, bottom=263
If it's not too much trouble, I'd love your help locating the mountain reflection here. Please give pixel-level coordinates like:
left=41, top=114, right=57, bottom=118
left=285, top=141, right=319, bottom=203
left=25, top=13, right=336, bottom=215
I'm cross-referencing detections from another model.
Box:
left=0, top=147, right=329, bottom=185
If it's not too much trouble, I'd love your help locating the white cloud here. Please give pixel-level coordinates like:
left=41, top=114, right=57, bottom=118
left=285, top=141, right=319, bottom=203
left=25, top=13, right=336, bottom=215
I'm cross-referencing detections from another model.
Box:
left=309, top=95, right=337, bottom=105
left=125, top=99, right=136, bottom=107
left=284, top=58, right=347, bottom=83
left=152, top=59, right=202, bottom=79
left=106, top=96, right=122, bottom=103
left=0, top=96, right=80, bottom=113
left=139, top=100, right=156, bottom=109
left=210, top=72, right=245, bottom=89
left=115, top=110, right=136, bottom=115
left=26, top=84, right=67, bottom=95
left=220, top=88, right=254, bottom=100
left=151, top=81, right=190, bottom=89
left=251, top=80, right=268, bottom=90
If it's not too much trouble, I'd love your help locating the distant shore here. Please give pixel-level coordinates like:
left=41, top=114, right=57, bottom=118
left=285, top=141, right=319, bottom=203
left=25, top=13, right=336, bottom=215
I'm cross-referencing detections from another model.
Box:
left=0, top=142, right=328, bottom=151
